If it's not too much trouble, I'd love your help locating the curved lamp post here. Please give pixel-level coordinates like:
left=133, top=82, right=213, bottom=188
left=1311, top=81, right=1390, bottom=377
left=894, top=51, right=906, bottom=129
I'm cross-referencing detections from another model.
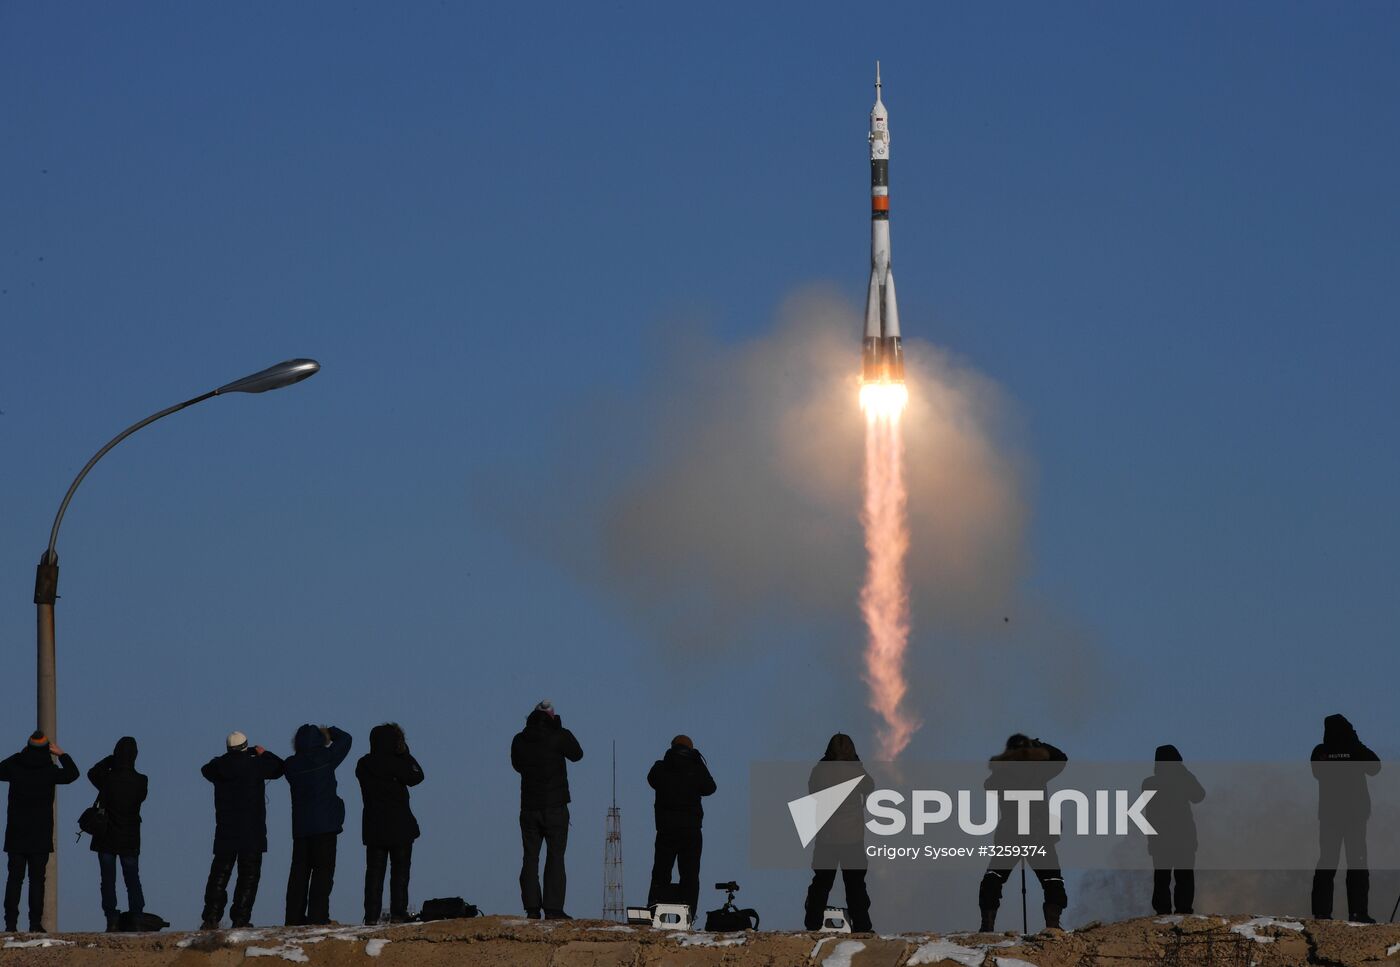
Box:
left=31, top=358, right=319, bottom=932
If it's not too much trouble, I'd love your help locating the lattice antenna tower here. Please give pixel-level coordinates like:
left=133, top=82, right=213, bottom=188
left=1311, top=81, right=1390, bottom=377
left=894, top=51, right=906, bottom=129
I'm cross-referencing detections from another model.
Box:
left=603, top=740, right=625, bottom=920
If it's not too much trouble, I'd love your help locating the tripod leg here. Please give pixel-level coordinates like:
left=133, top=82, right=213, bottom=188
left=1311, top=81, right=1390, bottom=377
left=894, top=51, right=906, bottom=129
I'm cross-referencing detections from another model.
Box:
left=1021, top=865, right=1028, bottom=935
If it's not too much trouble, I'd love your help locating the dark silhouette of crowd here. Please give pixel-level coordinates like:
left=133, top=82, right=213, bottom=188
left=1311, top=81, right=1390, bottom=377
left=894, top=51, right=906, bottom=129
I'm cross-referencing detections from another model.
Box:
left=0, top=710, right=1387, bottom=935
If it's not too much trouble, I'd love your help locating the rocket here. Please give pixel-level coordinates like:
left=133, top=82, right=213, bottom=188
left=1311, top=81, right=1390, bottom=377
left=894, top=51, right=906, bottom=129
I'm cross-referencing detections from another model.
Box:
left=863, top=62, right=904, bottom=385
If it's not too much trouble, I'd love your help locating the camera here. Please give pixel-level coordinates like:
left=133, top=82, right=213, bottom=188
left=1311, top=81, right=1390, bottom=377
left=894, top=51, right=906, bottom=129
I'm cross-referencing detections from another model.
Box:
left=714, top=881, right=739, bottom=893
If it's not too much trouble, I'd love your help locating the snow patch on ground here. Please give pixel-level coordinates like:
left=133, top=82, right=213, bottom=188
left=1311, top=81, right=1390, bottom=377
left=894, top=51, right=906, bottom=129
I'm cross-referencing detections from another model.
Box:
left=1155, top=915, right=1184, bottom=925
left=593, top=924, right=635, bottom=932
left=1230, top=917, right=1304, bottom=944
left=1387, top=941, right=1400, bottom=956
left=365, top=938, right=390, bottom=957
left=820, top=939, right=866, bottom=967
left=908, top=939, right=991, bottom=966
left=247, top=945, right=311, bottom=962
left=997, top=959, right=1039, bottom=967
left=679, top=931, right=746, bottom=947
left=4, top=937, right=75, bottom=948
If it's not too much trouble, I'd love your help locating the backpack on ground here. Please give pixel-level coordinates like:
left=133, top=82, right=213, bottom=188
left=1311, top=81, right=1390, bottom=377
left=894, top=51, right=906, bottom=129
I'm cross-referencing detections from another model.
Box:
left=703, top=905, right=759, bottom=931
left=416, top=897, right=479, bottom=921
left=118, top=911, right=170, bottom=932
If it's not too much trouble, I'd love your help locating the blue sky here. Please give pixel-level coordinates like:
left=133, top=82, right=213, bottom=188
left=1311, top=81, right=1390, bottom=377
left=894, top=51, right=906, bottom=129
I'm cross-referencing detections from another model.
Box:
left=2, top=1, right=1398, bottom=933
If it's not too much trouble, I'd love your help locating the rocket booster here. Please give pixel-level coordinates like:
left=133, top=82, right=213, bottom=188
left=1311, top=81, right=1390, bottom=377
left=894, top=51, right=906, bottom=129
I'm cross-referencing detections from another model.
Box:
left=863, top=62, right=904, bottom=385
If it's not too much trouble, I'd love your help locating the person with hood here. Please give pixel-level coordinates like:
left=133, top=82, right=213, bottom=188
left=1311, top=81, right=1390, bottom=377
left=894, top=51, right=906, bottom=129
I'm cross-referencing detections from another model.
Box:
left=978, top=733, right=1069, bottom=933
left=1141, top=744, right=1205, bottom=916
left=87, top=737, right=148, bottom=932
left=510, top=700, right=583, bottom=919
left=802, top=733, right=875, bottom=933
left=0, top=732, right=78, bottom=933
left=1311, top=713, right=1380, bottom=922
left=200, top=732, right=285, bottom=929
left=283, top=725, right=352, bottom=926
left=646, top=735, right=717, bottom=916
left=356, top=723, right=423, bottom=924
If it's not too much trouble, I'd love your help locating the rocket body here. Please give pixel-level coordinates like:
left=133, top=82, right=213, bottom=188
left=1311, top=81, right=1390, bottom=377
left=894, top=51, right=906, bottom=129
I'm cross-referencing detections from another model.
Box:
left=863, top=64, right=904, bottom=384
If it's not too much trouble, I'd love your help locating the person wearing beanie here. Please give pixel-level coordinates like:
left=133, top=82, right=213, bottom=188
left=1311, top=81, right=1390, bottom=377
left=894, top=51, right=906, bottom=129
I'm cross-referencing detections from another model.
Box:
left=282, top=725, right=353, bottom=926
left=0, top=732, right=79, bottom=933
left=87, top=737, right=148, bottom=932
left=1311, top=714, right=1381, bottom=922
left=1141, top=744, right=1205, bottom=915
left=646, top=734, right=716, bottom=918
left=510, top=700, right=583, bottom=919
left=200, top=732, right=284, bottom=929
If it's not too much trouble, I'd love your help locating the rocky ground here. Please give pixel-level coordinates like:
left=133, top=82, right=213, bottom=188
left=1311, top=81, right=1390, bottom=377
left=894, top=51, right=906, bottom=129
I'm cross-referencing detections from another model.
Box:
left=1, top=914, right=1398, bottom=965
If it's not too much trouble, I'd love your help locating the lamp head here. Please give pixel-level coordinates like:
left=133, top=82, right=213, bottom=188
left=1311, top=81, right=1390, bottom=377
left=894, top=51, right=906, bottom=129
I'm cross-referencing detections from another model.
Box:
left=215, top=358, right=320, bottom=395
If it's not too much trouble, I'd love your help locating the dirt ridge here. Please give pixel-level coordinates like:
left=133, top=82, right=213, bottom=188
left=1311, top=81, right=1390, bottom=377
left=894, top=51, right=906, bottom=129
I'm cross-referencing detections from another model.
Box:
left=1, top=914, right=1398, bottom=965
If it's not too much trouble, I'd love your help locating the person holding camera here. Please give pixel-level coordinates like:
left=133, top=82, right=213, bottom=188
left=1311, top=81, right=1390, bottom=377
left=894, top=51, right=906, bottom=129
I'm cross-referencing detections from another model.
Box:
left=0, top=732, right=78, bottom=933
left=200, top=732, right=285, bottom=929
left=283, top=725, right=352, bottom=926
left=977, top=733, right=1069, bottom=933
left=646, top=735, right=716, bottom=917
left=356, top=723, right=423, bottom=924
left=1142, top=744, right=1204, bottom=916
left=1311, top=713, right=1380, bottom=922
left=511, top=700, right=583, bottom=919
left=86, top=736, right=148, bottom=932
left=803, top=733, right=874, bottom=933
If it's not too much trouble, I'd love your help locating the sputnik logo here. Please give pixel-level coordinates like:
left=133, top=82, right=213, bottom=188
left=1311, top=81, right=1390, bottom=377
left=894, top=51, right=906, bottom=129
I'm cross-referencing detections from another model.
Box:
left=787, top=775, right=867, bottom=848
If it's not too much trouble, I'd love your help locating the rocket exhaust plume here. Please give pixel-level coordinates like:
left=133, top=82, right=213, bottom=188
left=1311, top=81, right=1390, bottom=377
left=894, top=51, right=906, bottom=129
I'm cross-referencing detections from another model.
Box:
left=859, top=66, right=918, bottom=758
left=861, top=385, right=918, bottom=758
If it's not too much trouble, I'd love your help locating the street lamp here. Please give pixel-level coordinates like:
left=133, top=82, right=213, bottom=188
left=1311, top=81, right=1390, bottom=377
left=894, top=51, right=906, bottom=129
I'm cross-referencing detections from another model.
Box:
left=31, top=358, right=319, bottom=932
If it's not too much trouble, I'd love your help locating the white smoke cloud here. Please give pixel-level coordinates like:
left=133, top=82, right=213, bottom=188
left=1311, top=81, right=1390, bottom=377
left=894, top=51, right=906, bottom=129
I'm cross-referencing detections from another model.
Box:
left=474, top=284, right=1114, bottom=765
left=597, top=287, right=1027, bottom=641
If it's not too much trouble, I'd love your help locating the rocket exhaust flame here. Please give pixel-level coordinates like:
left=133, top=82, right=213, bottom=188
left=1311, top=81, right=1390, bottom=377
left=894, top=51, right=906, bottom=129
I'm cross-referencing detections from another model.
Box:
left=860, top=387, right=919, bottom=760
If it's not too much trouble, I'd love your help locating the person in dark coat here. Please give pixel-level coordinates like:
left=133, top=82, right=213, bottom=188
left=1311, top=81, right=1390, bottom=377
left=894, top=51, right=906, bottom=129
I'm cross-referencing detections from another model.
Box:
left=510, top=700, right=583, bottom=919
left=1141, top=744, right=1204, bottom=916
left=1311, top=713, right=1380, bottom=922
left=803, top=733, right=875, bottom=933
left=355, top=723, right=423, bottom=924
left=87, top=737, right=148, bottom=931
left=646, top=735, right=717, bottom=916
left=283, top=725, right=352, bottom=926
left=978, top=733, right=1069, bottom=933
left=200, top=731, right=285, bottom=929
left=0, top=732, right=78, bottom=933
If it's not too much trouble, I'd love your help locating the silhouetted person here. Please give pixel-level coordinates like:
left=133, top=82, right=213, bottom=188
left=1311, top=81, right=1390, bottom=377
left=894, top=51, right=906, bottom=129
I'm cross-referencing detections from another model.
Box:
left=0, top=732, right=78, bottom=933
left=200, top=732, right=285, bottom=929
left=87, top=737, right=148, bottom=932
left=647, top=735, right=717, bottom=916
left=802, top=733, right=875, bottom=933
left=1142, top=744, right=1204, bottom=916
left=1311, top=713, right=1380, bottom=922
left=978, top=733, right=1069, bottom=933
left=283, top=725, right=352, bottom=926
left=511, top=700, right=583, bottom=919
left=356, top=723, right=423, bottom=924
